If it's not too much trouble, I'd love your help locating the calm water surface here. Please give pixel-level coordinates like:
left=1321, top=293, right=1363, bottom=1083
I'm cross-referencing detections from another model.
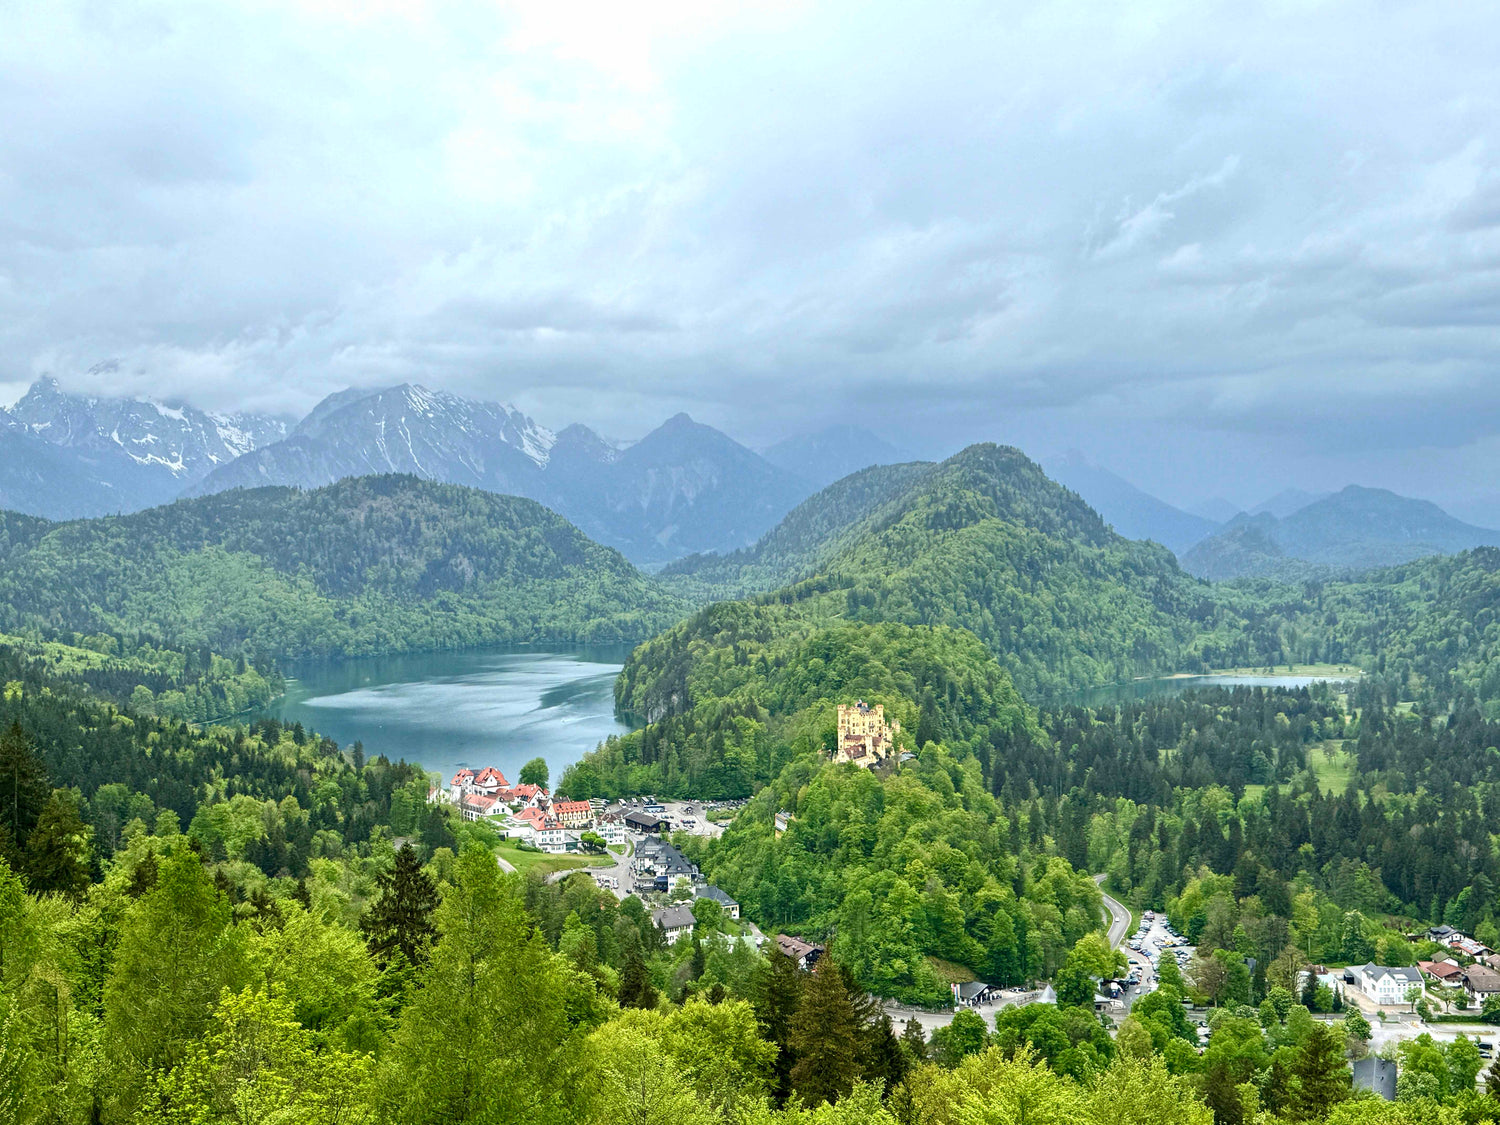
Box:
left=257, top=645, right=634, bottom=784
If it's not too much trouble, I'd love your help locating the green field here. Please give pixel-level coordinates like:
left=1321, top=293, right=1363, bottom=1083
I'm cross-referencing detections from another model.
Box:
left=495, top=841, right=612, bottom=876
left=1309, top=740, right=1356, bottom=794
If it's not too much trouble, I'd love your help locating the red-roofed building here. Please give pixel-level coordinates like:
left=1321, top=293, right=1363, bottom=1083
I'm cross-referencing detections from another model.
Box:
left=1419, top=960, right=1464, bottom=984
left=459, top=792, right=500, bottom=821
left=553, top=800, right=593, bottom=829
left=474, top=767, right=510, bottom=793
left=449, top=769, right=476, bottom=802
left=510, top=784, right=549, bottom=809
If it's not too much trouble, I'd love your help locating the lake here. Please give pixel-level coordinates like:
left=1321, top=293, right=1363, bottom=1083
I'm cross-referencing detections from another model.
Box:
left=256, top=645, right=635, bottom=786
left=1068, top=670, right=1362, bottom=708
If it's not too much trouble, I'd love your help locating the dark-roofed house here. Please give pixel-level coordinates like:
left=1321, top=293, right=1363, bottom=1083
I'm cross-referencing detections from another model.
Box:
left=625, top=810, right=666, bottom=833
left=653, top=905, right=697, bottom=944
left=953, top=981, right=997, bottom=1007
left=693, top=884, right=740, bottom=919
left=776, top=935, right=825, bottom=971
left=1464, top=964, right=1500, bottom=1003
left=1352, top=1056, right=1396, bottom=1101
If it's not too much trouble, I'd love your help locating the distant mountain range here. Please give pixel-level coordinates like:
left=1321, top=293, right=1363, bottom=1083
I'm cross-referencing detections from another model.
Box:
left=1044, top=452, right=1219, bottom=555
left=1180, top=486, right=1500, bottom=580
left=2, top=379, right=842, bottom=565
left=760, top=425, right=912, bottom=491
left=1, top=377, right=289, bottom=516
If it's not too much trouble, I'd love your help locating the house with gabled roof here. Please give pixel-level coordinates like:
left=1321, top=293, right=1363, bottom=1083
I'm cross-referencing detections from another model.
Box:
left=449, top=768, right=476, bottom=802
left=776, top=935, right=824, bottom=971
left=473, top=766, right=510, bottom=793
left=694, top=884, right=740, bottom=919
left=1356, top=964, right=1424, bottom=1006
left=653, top=905, right=697, bottom=944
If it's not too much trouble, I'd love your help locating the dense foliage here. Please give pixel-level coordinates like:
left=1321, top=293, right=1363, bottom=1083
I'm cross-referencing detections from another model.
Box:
left=575, top=613, right=1035, bottom=797
left=682, top=751, right=1107, bottom=1004
left=0, top=630, right=280, bottom=721
left=0, top=475, right=687, bottom=661
left=4, top=608, right=1500, bottom=1124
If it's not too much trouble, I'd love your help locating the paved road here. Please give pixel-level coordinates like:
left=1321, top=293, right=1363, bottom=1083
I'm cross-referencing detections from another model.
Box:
left=1095, top=874, right=1131, bottom=950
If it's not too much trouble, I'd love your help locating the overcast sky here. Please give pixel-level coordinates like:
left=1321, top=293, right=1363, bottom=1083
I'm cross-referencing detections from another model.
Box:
left=3, top=1, right=1500, bottom=514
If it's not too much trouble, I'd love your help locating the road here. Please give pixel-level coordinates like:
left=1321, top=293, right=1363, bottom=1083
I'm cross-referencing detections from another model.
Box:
left=1095, top=874, right=1131, bottom=950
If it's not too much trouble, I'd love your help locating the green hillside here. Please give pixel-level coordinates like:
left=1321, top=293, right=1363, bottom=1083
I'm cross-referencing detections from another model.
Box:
left=0, top=475, right=688, bottom=660
left=642, top=445, right=1258, bottom=703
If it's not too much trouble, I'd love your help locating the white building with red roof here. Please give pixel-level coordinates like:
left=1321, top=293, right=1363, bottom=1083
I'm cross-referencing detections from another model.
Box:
left=473, top=767, right=510, bottom=794
left=553, top=800, right=593, bottom=829
left=449, top=769, right=476, bottom=802
left=459, top=792, right=500, bottom=821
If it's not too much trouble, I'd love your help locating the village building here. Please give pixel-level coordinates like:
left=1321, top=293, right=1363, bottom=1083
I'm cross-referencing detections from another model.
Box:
left=654, top=905, right=697, bottom=944
left=694, top=884, right=740, bottom=920
left=553, top=800, right=593, bottom=829
left=459, top=792, right=500, bottom=821
left=625, top=810, right=666, bottom=834
left=953, top=981, right=998, bottom=1008
left=449, top=768, right=476, bottom=802
left=834, top=700, right=899, bottom=766
left=1464, top=964, right=1500, bottom=1003
left=776, top=934, right=825, bottom=971
left=1418, top=959, right=1465, bottom=985
left=473, top=766, right=509, bottom=794
left=1354, top=964, right=1424, bottom=1006
left=774, top=811, right=791, bottom=837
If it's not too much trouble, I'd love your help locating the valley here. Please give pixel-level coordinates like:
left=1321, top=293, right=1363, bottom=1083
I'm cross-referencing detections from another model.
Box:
left=7, top=432, right=1500, bottom=1125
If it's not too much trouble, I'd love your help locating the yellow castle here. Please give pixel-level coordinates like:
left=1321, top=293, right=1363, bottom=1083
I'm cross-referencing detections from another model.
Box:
left=835, top=700, right=899, bottom=766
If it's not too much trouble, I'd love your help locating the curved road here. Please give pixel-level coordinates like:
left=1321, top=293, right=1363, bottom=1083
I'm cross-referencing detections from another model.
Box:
left=1094, top=873, right=1131, bottom=950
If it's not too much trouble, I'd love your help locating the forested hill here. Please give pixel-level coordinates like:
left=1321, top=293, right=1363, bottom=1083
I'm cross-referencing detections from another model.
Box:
left=0, top=475, right=687, bottom=660
left=639, top=444, right=1253, bottom=702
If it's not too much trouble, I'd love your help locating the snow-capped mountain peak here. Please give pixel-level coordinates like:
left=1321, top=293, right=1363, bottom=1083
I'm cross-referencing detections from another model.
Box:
left=7, top=376, right=289, bottom=483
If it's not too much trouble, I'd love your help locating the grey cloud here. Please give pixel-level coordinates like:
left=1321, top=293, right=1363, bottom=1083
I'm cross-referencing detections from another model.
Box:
left=4, top=0, right=1500, bottom=505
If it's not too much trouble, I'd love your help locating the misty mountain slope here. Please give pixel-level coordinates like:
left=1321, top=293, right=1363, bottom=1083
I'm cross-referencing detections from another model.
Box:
left=0, top=475, right=686, bottom=659
left=620, top=443, right=1255, bottom=707
left=0, top=417, right=144, bottom=519
left=1181, top=485, right=1500, bottom=580
left=545, top=413, right=814, bottom=565
left=1249, top=488, right=1330, bottom=519
left=656, top=461, right=936, bottom=600
left=759, top=424, right=913, bottom=491
left=5, top=377, right=289, bottom=511
left=1175, top=515, right=1330, bottom=583
left=188, top=383, right=553, bottom=499
left=1045, top=452, right=1220, bottom=554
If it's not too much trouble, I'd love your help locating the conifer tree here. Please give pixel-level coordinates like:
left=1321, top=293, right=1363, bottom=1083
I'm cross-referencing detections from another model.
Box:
left=754, top=946, right=803, bottom=1104
left=866, top=1012, right=908, bottom=1094
left=377, top=844, right=585, bottom=1125
left=620, top=947, right=659, bottom=1010
left=789, top=959, right=860, bottom=1107
left=22, top=792, right=91, bottom=897
left=361, top=843, right=439, bottom=968
left=1286, top=1023, right=1351, bottom=1121
left=0, top=723, right=47, bottom=869
left=900, top=1017, right=928, bottom=1064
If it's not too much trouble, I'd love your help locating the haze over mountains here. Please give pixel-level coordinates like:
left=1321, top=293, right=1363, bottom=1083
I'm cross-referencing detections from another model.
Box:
left=2, top=380, right=826, bottom=564
left=1179, top=486, right=1500, bottom=581
left=7, top=376, right=1500, bottom=579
